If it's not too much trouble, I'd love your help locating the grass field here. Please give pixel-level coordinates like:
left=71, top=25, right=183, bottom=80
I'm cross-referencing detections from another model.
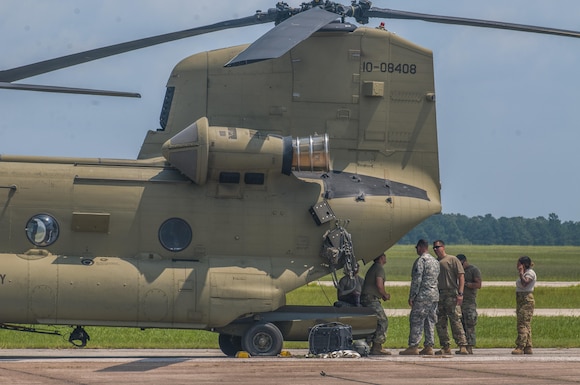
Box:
left=351, top=245, right=580, bottom=281
left=2, top=315, right=579, bottom=350
left=1, top=245, right=579, bottom=349
left=293, top=285, right=580, bottom=309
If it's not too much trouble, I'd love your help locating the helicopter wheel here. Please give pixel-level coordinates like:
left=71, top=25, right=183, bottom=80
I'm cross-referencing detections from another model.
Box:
left=218, top=333, right=243, bottom=357
left=241, top=322, right=283, bottom=357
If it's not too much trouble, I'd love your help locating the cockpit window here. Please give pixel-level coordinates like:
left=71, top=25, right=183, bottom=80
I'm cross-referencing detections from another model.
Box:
left=25, top=214, right=60, bottom=247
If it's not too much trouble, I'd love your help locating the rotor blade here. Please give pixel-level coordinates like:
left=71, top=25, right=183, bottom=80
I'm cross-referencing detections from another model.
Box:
left=365, top=7, right=580, bottom=38
left=0, top=12, right=277, bottom=82
left=224, top=7, right=340, bottom=67
left=0, top=82, right=141, bottom=98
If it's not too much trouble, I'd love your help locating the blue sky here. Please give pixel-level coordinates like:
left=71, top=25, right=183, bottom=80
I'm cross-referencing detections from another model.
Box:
left=1, top=0, right=579, bottom=221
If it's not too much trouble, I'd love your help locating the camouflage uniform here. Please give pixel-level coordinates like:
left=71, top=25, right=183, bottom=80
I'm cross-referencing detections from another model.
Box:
left=436, top=254, right=467, bottom=348
left=462, top=264, right=481, bottom=346
left=516, top=268, right=536, bottom=349
left=408, top=252, right=440, bottom=347
left=361, top=261, right=388, bottom=344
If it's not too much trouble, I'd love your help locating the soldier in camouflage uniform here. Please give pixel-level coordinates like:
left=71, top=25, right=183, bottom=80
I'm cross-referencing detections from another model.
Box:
left=399, top=239, right=440, bottom=355
left=513, top=256, right=536, bottom=355
left=456, top=254, right=482, bottom=354
left=361, top=252, right=391, bottom=355
left=432, top=240, right=469, bottom=355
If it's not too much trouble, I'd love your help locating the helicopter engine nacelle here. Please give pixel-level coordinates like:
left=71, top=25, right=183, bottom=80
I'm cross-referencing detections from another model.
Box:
left=162, top=117, right=329, bottom=184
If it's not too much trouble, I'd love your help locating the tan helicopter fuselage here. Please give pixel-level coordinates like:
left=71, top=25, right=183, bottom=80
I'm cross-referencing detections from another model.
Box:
left=0, top=27, right=440, bottom=336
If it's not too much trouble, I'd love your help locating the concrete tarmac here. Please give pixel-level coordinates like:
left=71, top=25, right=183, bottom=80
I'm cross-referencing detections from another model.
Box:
left=2, top=348, right=580, bottom=384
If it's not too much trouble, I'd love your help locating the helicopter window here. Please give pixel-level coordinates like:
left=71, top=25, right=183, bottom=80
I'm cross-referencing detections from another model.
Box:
left=25, top=214, right=60, bottom=247
left=158, top=218, right=192, bottom=252
left=244, top=173, right=265, bottom=185
left=159, top=86, right=175, bottom=130
left=219, top=172, right=240, bottom=184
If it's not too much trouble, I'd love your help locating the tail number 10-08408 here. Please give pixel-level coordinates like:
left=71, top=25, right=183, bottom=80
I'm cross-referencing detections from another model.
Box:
left=362, top=62, right=417, bottom=74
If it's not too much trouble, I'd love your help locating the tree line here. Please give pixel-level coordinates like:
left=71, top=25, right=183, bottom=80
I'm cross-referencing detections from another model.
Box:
left=398, top=213, right=580, bottom=246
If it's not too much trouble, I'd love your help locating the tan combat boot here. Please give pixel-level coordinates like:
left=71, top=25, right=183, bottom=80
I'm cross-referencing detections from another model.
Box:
left=419, top=346, right=434, bottom=355
left=370, top=343, right=392, bottom=355
left=435, top=346, right=452, bottom=355
left=512, top=346, right=524, bottom=355
left=456, top=345, right=469, bottom=355
left=524, top=346, right=533, bottom=354
left=399, top=346, right=420, bottom=355
left=467, top=345, right=473, bottom=354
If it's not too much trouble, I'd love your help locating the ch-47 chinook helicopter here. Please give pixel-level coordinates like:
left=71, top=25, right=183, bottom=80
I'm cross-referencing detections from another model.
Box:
left=1, top=1, right=579, bottom=356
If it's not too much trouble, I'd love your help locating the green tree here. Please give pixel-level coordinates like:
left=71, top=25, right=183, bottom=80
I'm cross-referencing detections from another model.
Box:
left=398, top=213, right=578, bottom=246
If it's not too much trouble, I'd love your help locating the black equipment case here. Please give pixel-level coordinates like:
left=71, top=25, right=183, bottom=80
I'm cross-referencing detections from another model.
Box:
left=308, top=322, right=353, bottom=355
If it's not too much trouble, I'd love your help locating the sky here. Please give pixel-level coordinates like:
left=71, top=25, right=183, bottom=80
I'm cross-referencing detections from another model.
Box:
left=1, top=0, right=579, bottom=222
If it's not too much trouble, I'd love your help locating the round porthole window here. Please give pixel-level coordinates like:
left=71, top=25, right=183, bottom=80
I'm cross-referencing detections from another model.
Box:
left=158, top=218, right=192, bottom=252
left=25, top=214, right=60, bottom=247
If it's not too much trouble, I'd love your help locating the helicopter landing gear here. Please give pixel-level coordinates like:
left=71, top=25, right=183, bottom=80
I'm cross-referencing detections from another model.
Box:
left=241, top=322, right=283, bottom=356
left=218, top=333, right=243, bottom=357
left=68, top=326, right=90, bottom=347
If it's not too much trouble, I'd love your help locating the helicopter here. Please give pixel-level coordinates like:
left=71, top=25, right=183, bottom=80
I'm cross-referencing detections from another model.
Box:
left=1, top=1, right=579, bottom=356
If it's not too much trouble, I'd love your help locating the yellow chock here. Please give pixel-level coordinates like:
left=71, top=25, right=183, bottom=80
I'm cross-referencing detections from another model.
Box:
left=278, top=350, right=292, bottom=357
left=235, top=351, right=251, bottom=358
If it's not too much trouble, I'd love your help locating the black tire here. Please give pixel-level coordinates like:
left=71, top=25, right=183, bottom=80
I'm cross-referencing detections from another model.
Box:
left=218, top=333, right=243, bottom=357
left=241, top=322, right=283, bottom=356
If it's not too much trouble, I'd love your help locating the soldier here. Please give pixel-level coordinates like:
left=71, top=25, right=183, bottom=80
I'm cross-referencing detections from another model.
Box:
left=513, top=256, right=536, bottom=355
left=361, top=252, right=391, bottom=355
left=432, top=240, right=469, bottom=355
left=456, top=254, right=482, bottom=354
left=399, top=239, right=440, bottom=355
